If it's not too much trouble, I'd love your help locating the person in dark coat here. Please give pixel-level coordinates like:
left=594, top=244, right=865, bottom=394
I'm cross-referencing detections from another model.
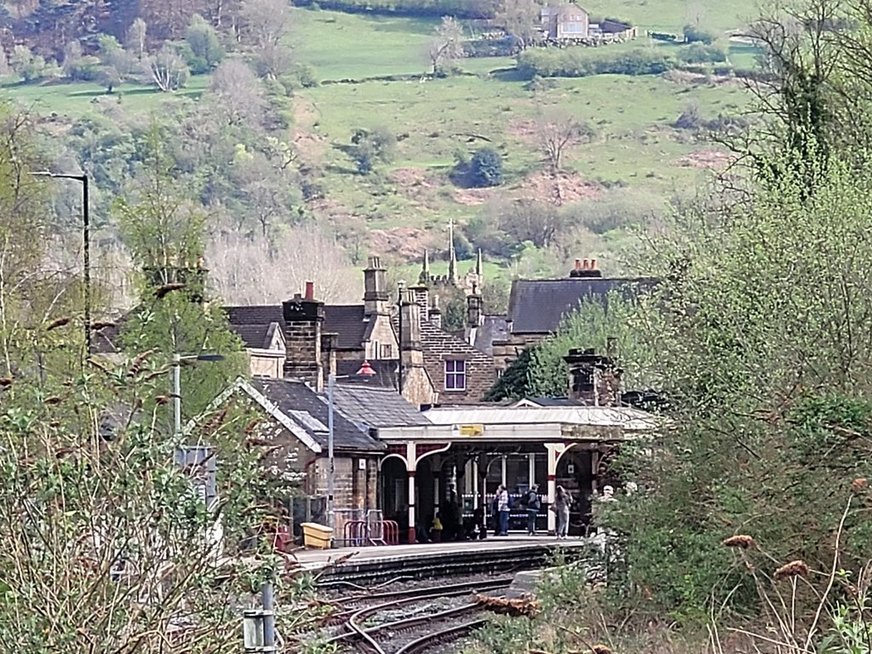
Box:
left=523, top=484, right=541, bottom=535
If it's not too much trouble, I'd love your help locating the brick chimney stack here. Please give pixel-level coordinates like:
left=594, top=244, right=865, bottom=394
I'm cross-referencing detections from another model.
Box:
left=282, top=281, right=325, bottom=391
left=467, top=282, right=483, bottom=328
left=429, top=295, right=442, bottom=329
left=564, top=348, right=622, bottom=406
left=363, top=256, right=389, bottom=316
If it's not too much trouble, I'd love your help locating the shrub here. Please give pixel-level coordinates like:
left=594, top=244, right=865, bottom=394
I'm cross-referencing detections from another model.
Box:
left=683, top=23, right=716, bottom=44
left=677, top=42, right=727, bottom=64
left=349, top=126, right=396, bottom=174
left=468, top=147, right=504, bottom=187
left=516, top=47, right=675, bottom=79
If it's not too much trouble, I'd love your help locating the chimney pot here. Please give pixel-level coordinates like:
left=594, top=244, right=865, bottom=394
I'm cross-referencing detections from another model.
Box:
left=575, top=258, right=582, bottom=271
left=590, top=258, right=597, bottom=270
left=305, top=281, right=314, bottom=300
left=582, top=259, right=590, bottom=270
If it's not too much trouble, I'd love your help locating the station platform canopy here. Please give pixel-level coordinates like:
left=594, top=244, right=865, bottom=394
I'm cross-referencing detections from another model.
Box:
left=377, top=403, right=658, bottom=444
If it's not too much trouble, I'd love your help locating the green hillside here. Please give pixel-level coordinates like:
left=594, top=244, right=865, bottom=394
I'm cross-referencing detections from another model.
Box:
left=0, top=1, right=757, bottom=288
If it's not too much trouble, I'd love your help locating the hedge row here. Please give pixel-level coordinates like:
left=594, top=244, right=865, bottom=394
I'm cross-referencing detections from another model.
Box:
left=296, top=0, right=497, bottom=19
left=517, top=47, right=675, bottom=79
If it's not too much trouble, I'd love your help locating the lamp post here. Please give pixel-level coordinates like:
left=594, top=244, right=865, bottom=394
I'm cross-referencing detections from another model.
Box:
left=396, top=280, right=406, bottom=394
left=31, top=171, right=90, bottom=353
left=171, top=352, right=226, bottom=438
left=327, top=360, right=377, bottom=531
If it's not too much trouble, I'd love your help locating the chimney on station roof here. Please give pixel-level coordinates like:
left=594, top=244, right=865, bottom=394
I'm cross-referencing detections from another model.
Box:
left=282, top=281, right=325, bottom=391
left=569, top=258, right=603, bottom=279
left=564, top=347, right=622, bottom=406
left=363, top=255, right=389, bottom=316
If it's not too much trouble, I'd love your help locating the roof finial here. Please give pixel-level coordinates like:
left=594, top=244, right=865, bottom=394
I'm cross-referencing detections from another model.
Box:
left=418, top=249, right=430, bottom=285
left=448, top=219, right=458, bottom=286
left=475, top=248, right=483, bottom=278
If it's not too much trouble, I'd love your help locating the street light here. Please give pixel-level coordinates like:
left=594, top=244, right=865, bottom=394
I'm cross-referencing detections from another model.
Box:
left=31, top=171, right=90, bottom=354
left=396, top=280, right=406, bottom=394
left=327, top=360, right=377, bottom=531
left=172, top=352, right=225, bottom=437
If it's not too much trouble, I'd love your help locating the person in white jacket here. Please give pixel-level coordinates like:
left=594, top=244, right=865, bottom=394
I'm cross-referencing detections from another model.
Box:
left=496, top=485, right=510, bottom=536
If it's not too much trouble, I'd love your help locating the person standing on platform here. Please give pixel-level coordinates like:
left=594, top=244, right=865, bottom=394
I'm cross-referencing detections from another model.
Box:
left=552, top=486, right=572, bottom=539
left=523, top=484, right=541, bottom=536
left=496, top=484, right=510, bottom=536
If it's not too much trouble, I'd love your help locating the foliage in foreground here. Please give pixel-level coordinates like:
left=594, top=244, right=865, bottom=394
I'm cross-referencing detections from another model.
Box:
left=0, top=106, right=293, bottom=652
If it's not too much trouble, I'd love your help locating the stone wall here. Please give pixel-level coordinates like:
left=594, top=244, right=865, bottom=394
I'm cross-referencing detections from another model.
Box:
left=308, top=456, right=379, bottom=512
left=249, top=351, right=284, bottom=378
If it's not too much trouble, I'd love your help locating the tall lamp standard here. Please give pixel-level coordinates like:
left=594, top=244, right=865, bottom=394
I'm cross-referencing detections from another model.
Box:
left=327, top=360, right=377, bottom=531
left=31, top=171, right=90, bottom=353
left=171, top=352, right=226, bottom=437
left=396, top=280, right=406, bottom=394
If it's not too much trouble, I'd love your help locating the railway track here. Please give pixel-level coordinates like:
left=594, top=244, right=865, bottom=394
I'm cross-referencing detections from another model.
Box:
left=394, top=619, right=488, bottom=654
left=311, top=577, right=509, bottom=653
left=315, top=542, right=584, bottom=587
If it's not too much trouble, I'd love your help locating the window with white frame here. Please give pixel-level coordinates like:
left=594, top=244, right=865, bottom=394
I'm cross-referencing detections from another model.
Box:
left=444, top=359, right=467, bottom=391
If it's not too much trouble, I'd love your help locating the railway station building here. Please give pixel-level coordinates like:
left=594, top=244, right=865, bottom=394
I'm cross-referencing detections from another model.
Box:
left=375, top=350, right=657, bottom=543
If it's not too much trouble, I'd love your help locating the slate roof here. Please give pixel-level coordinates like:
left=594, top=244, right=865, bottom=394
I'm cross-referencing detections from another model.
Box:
left=323, top=305, right=368, bottom=349
left=249, top=377, right=384, bottom=452
left=331, top=384, right=431, bottom=428
left=336, top=359, right=399, bottom=389
left=225, top=305, right=283, bottom=326
left=232, top=322, right=282, bottom=350
left=225, top=303, right=371, bottom=351
left=471, top=315, right=510, bottom=355
left=507, top=277, right=656, bottom=335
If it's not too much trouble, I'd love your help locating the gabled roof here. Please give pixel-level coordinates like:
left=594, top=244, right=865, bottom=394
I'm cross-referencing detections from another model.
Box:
left=420, top=319, right=493, bottom=365
left=557, top=3, right=588, bottom=19
left=225, top=303, right=373, bottom=352
left=225, top=305, right=283, bottom=326
left=507, top=277, right=655, bottom=335
left=233, top=322, right=283, bottom=350
left=331, top=384, right=431, bottom=428
left=323, top=305, right=368, bottom=350
left=248, top=377, right=385, bottom=452
left=470, top=315, right=510, bottom=355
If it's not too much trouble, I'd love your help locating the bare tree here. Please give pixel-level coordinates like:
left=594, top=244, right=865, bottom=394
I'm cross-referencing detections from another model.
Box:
left=210, top=58, right=266, bottom=125
left=241, top=0, right=292, bottom=48
left=536, top=109, right=593, bottom=174
left=743, top=0, right=870, bottom=177
left=240, top=0, right=294, bottom=78
left=126, top=17, right=149, bottom=61
left=205, top=0, right=242, bottom=27
left=146, top=45, right=190, bottom=92
left=497, top=0, right=541, bottom=50
left=428, top=16, right=465, bottom=75
left=206, top=226, right=361, bottom=304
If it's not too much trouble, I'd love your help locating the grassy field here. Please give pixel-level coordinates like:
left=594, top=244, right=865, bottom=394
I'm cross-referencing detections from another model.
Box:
left=292, top=9, right=751, bottom=242
left=0, top=74, right=210, bottom=118
left=0, top=5, right=756, bottom=276
left=580, top=0, right=759, bottom=34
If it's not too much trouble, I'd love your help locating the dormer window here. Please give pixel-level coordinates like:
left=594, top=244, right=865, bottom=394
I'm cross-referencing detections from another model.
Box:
left=445, top=360, right=466, bottom=391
